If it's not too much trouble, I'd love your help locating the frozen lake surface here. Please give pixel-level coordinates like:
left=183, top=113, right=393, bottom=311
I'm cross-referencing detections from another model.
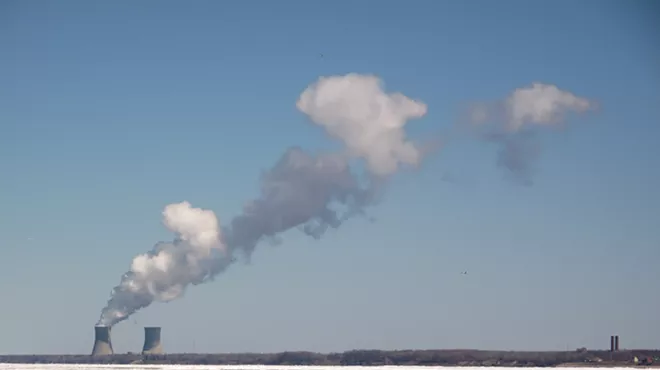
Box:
left=0, top=365, right=634, bottom=370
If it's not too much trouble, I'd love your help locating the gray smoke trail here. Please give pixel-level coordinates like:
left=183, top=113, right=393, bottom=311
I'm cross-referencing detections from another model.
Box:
left=221, top=146, right=379, bottom=261
left=484, top=131, right=541, bottom=186
left=465, top=82, right=596, bottom=185
left=97, top=73, right=428, bottom=327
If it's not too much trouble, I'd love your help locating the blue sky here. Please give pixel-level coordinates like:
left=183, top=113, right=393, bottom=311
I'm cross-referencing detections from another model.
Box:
left=1, top=0, right=659, bottom=355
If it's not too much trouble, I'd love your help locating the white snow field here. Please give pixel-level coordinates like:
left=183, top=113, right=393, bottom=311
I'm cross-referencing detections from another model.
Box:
left=0, top=365, right=635, bottom=370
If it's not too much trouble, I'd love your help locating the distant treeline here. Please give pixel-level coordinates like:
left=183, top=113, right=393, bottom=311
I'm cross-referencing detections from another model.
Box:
left=1, top=349, right=659, bottom=367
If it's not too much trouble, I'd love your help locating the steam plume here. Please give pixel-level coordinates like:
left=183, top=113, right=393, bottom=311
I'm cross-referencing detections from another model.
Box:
left=221, top=147, right=377, bottom=260
left=97, top=73, right=426, bottom=326
left=297, top=73, right=428, bottom=176
left=97, top=202, right=225, bottom=326
left=467, top=82, right=596, bottom=184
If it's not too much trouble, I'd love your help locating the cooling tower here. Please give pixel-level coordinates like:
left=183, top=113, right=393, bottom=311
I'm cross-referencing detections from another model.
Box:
left=91, top=325, right=114, bottom=355
left=142, top=326, right=163, bottom=354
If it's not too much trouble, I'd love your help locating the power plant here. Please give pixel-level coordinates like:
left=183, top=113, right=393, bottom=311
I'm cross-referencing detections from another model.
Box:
left=142, top=326, right=164, bottom=354
left=91, top=326, right=114, bottom=356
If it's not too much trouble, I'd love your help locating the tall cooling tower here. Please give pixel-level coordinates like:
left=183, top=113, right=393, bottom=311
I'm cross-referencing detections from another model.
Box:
left=91, top=325, right=114, bottom=355
left=142, top=326, right=163, bottom=354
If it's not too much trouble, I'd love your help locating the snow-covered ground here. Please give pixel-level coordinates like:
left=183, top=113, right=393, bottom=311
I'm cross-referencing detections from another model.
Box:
left=0, top=365, right=635, bottom=370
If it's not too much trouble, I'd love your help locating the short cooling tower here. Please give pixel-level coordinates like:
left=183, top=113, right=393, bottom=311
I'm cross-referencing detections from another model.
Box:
left=142, top=326, right=163, bottom=354
left=91, top=325, right=114, bottom=355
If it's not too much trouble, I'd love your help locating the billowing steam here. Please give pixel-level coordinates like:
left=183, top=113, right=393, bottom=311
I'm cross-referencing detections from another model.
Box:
left=98, top=76, right=597, bottom=326
left=97, top=73, right=427, bottom=326
left=297, top=73, right=428, bottom=176
left=98, top=202, right=226, bottom=326
left=466, top=82, right=596, bottom=185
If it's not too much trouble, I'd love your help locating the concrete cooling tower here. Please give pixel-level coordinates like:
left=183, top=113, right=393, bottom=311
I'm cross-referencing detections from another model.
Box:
left=142, top=326, right=163, bottom=354
left=91, top=325, right=114, bottom=355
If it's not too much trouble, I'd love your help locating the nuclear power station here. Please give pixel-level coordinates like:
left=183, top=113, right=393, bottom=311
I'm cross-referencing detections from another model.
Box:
left=142, top=327, right=164, bottom=354
left=91, top=326, right=114, bottom=355
left=91, top=325, right=163, bottom=355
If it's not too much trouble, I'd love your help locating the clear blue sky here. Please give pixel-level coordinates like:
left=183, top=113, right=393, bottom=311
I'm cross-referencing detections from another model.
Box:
left=1, top=0, right=659, bottom=355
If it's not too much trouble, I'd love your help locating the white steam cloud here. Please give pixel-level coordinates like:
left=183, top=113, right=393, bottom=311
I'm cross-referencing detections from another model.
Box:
left=162, top=202, right=222, bottom=251
left=97, top=73, right=426, bottom=326
left=98, top=202, right=225, bottom=326
left=297, top=73, right=428, bottom=176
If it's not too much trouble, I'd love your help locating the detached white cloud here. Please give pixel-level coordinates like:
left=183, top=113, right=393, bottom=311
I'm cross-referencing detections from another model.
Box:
left=467, top=82, right=595, bottom=132
left=465, top=82, right=597, bottom=186
left=505, top=82, right=595, bottom=131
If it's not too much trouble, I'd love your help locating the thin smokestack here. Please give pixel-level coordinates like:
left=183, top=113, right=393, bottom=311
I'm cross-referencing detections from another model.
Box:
left=614, top=335, right=619, bottom=351
left=142, top=326, right=163, bottom=354
left=91, top=326, right=114, bottom=356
